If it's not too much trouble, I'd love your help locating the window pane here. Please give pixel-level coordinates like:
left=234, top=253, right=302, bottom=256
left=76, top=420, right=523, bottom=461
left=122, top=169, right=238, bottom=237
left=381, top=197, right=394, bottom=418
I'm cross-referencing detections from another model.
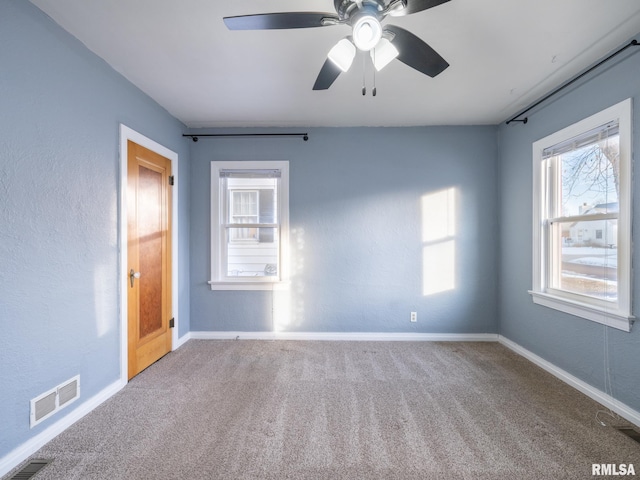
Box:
left=559, top=135, right=619, bottom=217
left=228, top=184, right=278, bottom=244
left=550, top=219, right=617, bottom=301
left=259, top=189, right=276, bottom=223
left=229, top=226, right=258, bottom=242
left=232, top=191, right=258, bottom=216
left=227, top=228, right=279, bottom=277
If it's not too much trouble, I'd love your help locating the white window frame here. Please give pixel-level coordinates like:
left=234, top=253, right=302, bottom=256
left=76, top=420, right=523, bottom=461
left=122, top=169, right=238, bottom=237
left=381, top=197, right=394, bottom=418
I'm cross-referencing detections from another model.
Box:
left=530, top=99, right=633, bottom=332
left=209, top=161, right=289, bottom=290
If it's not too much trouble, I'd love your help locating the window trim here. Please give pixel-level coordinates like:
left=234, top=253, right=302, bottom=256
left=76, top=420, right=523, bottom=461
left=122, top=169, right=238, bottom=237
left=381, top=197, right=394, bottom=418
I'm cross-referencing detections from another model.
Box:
left=530, top=98, right=634, bottom=332
left=209, top=161, right=289, bottom=291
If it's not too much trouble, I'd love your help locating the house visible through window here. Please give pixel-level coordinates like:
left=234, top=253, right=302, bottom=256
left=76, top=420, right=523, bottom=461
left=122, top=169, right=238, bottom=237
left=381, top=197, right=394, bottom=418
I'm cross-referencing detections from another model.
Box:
left=531, top=99, right=633, bottom=332
left=209, top=161, right=289, bottom=290
left=230, top=190, right=259, bottom=242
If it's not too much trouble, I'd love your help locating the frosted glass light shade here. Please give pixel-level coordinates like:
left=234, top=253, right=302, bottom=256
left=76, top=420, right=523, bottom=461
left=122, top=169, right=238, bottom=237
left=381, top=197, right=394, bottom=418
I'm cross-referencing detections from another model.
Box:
left=370, top=38, right=399, bottom=71
left=328, top=39, right=356, bottom=72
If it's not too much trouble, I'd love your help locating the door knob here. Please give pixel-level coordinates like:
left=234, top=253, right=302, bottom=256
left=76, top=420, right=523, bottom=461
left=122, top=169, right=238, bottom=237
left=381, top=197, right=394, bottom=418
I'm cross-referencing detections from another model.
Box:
left=129, top=269, right=141, bottom=288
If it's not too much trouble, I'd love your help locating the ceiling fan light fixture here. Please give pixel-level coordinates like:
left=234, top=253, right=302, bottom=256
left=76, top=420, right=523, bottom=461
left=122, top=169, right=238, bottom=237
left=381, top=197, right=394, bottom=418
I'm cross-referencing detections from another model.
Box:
left=352, top=14, right=382, bottom=51
left=370, top=37, right=399, bottom=71
left=328, top=38, right=356, bottom=72
left=223, top=1, right=451, bottom=92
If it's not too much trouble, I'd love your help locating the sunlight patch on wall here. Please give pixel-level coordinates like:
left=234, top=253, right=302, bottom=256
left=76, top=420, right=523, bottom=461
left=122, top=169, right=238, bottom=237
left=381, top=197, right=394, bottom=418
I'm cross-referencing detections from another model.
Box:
left=273, top=227, right=305, bottom=332
left=94, top=263, right=112, bottom=337
left=273, top=286, right=291, bottom=332
left=421, top=188, right=457, bottom=295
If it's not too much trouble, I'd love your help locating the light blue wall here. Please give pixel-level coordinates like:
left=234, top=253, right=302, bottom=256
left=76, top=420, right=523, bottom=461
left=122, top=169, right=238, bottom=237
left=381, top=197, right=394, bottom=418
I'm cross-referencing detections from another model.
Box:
left=0, top=1, right=190, bottom=459
left=497, top=39, right=640, bottom=412
left=190, top=126, right=499, bottom=334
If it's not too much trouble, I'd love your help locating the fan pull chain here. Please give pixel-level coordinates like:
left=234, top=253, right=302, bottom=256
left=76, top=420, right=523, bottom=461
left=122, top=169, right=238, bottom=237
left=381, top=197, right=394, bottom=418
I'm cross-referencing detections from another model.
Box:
left=372, top=49, right=377, bottom=96
left=361, top=51, right=378, bottom=96
left=362, top=52, right=366, bottom=95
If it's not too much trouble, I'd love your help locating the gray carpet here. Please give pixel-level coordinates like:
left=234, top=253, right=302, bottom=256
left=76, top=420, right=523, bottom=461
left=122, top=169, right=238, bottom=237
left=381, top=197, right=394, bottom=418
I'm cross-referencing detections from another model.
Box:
left=8, top=340, right=640, bottom=479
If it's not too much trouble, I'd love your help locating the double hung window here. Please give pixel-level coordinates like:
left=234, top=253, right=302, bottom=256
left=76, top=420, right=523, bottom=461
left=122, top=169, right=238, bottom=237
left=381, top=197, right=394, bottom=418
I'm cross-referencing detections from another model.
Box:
left=531, top=99, right=633, bottom=331
left=210, top=161, right=289, bottom=289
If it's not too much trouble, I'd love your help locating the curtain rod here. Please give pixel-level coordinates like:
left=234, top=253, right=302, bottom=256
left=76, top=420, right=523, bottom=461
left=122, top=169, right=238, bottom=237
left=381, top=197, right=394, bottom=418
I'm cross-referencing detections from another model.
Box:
left=506, top=39, right=639, bottom=125
left=183, top=133, right=308, bottom=142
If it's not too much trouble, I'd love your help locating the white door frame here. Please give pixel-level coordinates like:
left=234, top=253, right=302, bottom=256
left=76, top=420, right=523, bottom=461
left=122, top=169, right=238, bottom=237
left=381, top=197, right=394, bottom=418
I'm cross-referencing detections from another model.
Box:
left=118, top=124, right=180, bottom=383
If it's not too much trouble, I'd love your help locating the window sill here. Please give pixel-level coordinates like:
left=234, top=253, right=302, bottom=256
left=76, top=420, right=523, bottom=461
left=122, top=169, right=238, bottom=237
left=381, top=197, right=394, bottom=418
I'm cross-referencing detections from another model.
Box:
left=529, top=291, right=633, bottom=332
left=208, top=280, right=290, bottom=291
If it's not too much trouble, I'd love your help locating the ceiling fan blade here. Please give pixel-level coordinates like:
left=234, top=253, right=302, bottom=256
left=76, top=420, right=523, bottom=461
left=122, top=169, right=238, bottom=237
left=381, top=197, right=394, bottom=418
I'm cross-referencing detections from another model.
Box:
left=389, top=0, right=450, bottom=17
left=224, top=12, right=339, bottom=30
left=313, top=37, right=356, bottom=90
left=385, top=25, right=449, bottom=77
left=313, top=58, right=343, bottom=90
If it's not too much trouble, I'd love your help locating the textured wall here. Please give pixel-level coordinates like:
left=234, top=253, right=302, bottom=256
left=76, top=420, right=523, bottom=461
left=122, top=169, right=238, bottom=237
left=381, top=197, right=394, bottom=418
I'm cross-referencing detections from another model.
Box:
left=0, top=1, right=190, bottom=459
left=190, top=126, right=499, bottom=334
left=497, top=37, right=640, bottom=412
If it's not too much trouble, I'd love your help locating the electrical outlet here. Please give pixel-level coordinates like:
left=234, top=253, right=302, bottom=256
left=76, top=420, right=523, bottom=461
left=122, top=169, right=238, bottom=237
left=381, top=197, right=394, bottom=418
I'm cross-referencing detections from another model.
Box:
left=410, top=312, right=417, bottom=323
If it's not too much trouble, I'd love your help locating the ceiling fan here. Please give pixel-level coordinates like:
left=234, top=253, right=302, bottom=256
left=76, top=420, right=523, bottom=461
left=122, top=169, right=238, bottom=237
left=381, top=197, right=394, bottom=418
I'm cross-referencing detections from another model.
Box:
left=223, top=0, right=451, bottom=91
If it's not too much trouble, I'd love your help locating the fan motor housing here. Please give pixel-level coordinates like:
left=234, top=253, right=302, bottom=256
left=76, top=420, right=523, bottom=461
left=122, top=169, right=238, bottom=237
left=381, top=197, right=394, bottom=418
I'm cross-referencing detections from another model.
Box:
left=334, top=0, right=386, bottom=21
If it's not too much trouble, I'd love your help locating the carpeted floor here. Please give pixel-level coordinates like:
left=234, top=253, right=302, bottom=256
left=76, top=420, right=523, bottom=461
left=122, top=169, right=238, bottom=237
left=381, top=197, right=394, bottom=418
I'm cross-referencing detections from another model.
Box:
left=8, top=340, right=640, bottom=479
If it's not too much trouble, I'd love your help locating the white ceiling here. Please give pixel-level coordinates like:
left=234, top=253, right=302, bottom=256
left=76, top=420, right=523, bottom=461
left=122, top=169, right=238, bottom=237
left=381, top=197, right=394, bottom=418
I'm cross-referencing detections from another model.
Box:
left=30, top=0, right=640, bottom=128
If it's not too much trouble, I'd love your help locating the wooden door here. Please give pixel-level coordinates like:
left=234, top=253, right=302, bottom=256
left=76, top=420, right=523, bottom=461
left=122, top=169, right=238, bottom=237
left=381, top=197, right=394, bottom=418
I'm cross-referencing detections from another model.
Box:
left=127, top=141, right=172, bottom=380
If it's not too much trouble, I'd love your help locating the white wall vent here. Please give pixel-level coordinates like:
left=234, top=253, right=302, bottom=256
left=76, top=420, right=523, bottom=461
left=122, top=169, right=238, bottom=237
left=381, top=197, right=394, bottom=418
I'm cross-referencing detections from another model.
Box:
left=33, top=392, right=56, bottom=424
left=58, top=377, right=79, bottom=406
left=30, top=375, right=80, bottom=428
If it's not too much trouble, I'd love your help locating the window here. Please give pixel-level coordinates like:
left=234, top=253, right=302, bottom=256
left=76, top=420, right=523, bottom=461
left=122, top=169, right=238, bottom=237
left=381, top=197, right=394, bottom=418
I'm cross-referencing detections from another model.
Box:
left=531, top=99, right=633, bottom=331
left=209, top=161, right=289, bottom=290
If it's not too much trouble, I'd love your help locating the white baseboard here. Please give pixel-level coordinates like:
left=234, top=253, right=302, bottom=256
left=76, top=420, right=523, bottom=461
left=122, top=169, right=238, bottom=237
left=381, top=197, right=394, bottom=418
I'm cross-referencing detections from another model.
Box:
left=499, top=335, right=640, bottom=428
left=189, top=331, right=499, bottom=342
left=4, top=332, right=637, bottom=478
left=0, top=378, right=126, bottom=478
left=1, top=334, right=193, bottom=478
left=173, top=332, right=192, bottom=350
